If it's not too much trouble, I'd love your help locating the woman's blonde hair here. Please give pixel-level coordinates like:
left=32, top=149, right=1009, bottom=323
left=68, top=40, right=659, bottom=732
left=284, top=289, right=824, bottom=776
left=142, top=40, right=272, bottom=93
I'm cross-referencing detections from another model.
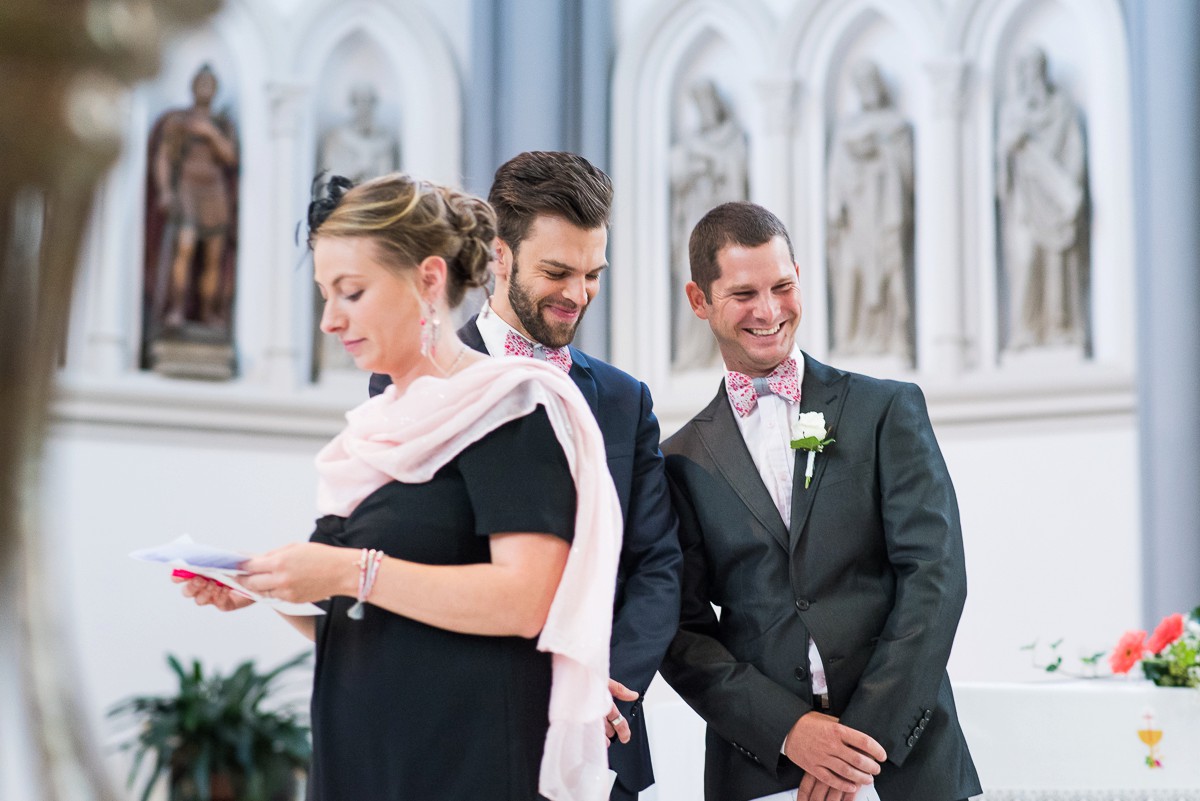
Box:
left=309, top=173, right=496, bottom=308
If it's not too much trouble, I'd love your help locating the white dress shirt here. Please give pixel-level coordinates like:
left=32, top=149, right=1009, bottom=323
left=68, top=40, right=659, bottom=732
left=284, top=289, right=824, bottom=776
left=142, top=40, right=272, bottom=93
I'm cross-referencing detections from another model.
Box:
left=726, top=346, right=828, bottom=698
left=734, top=350, right=881, bottom=801
left=475, top=298, right=561, bottom=360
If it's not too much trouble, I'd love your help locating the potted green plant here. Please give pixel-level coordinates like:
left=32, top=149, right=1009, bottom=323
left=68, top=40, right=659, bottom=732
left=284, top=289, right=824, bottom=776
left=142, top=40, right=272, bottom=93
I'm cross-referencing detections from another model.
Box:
left=108, top=651, right=312, bottom=801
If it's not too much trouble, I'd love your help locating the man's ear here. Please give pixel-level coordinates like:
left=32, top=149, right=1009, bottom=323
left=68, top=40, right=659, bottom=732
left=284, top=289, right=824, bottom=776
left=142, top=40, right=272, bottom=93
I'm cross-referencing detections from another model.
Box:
left=685, top=281, right=710, bottom=320
left=491, top=238, right=512, bottom=284
left=793, top=261, right=804, bottom=323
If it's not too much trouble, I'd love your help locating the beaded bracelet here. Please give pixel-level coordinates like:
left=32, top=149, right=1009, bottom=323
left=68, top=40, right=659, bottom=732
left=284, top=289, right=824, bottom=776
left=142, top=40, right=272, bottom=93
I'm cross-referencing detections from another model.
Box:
left=347, top=548, right=385, bottom=620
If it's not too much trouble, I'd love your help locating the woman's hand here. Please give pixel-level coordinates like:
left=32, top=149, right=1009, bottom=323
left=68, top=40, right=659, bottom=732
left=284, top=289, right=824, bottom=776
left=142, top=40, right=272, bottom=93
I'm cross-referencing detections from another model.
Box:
left=172, top=573, right=255, bottom=612
left=239, top=542, right=358, bottom=604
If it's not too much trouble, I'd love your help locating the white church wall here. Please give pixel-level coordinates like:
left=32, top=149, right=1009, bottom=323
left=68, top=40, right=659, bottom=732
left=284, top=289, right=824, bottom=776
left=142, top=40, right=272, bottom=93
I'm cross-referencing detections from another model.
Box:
left=40, top=421, right=329, bottom=791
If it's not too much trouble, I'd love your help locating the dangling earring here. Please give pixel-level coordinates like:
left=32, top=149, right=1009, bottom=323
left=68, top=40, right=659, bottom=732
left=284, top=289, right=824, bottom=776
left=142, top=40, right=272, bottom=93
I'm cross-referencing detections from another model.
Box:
left=419, top=299, right=440, bottom=359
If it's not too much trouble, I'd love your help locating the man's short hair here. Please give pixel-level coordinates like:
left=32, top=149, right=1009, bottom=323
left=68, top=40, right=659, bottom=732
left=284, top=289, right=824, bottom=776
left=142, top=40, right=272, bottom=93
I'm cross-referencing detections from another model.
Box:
left=488, top=151, right=613, bottom=252
left=689, top=201, right=795, bottom=300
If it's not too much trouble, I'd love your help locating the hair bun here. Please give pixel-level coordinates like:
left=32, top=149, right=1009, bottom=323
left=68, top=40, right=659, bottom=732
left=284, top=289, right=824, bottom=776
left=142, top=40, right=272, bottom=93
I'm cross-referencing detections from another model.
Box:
left=442, top=190, right=497, bottom=291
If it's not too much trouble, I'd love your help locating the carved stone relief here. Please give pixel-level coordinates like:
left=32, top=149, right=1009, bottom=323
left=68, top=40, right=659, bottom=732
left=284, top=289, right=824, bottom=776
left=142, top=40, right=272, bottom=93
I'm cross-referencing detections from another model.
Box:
left=669, top=78, right=749, bottom=372
left=826, top=60, right=915, bottom=365
left=996, top=46, right=1090, bottom=356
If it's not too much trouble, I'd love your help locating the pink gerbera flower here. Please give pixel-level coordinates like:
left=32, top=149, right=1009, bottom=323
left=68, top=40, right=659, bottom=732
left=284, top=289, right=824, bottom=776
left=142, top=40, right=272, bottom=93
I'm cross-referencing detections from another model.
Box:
left=1146, top=613, right=1185, bottom=655
left=1110, top=629, right=1147, bottom=674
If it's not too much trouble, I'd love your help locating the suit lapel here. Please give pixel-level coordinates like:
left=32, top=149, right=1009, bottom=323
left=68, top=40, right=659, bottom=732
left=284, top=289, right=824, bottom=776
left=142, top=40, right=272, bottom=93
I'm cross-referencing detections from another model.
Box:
left=567, top=347, right=599, bottom=417
left=457, top=316, right=488, bottom=355
left=788, top=354, right=851, bottom=551
left=460, top=316, right=598, bottom=411
left=694, top=383, right=789, bottom=551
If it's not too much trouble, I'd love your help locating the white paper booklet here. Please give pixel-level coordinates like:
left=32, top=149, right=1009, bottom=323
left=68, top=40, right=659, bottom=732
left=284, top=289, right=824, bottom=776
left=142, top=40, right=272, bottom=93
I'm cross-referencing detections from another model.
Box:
left=131, top=535, right=325, bottom=616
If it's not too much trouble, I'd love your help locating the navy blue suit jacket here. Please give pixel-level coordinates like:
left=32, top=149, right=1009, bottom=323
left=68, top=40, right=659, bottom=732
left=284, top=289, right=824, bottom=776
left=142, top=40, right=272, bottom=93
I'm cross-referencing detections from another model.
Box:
left=369, top=316, right=681, bottom=794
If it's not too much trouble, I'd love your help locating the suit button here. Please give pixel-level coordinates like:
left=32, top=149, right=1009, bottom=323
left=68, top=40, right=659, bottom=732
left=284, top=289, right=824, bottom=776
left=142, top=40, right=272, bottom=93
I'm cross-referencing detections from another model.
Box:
left=794, top=666, right=807, bottom=681
left=907, top=735, right=916, bottom=747
left=795, top=599, right=811, bottom=612
left=914, top=728, right=923, bottom=739
left=923, top=709, right=933, bottom=722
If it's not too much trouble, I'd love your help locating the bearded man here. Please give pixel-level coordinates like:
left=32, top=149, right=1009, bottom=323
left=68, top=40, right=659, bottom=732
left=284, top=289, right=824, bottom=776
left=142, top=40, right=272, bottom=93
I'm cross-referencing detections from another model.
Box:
left=370, top=151, right=682, bottom=801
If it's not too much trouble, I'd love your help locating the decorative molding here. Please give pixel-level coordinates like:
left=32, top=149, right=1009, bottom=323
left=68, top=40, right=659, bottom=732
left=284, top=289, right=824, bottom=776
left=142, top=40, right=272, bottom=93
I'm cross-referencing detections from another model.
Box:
left=50, top=376, right=351, bottom=441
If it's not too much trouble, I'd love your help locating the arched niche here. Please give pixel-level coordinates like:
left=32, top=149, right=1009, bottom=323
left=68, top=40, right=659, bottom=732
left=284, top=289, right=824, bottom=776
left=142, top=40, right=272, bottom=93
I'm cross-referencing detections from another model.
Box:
left=611, top=0, right=775, bottom=414
left=949, top=0, right=1134, bottom=374
left=292, top=0, right=464, bottom=386
left=294, top=1, right=462, bottom=187
left=311, top=31, right=405, bottom=179
left=781, top=0, right=937, bottom=374
left=664, top=35, right=755, bottom=375
left=69, top=1, right=272, bottom=384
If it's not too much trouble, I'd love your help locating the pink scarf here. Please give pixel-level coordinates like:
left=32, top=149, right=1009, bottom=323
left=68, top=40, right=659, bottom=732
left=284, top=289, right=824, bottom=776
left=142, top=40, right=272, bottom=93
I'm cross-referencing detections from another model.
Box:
left=315, top=358, right=622, bottom=801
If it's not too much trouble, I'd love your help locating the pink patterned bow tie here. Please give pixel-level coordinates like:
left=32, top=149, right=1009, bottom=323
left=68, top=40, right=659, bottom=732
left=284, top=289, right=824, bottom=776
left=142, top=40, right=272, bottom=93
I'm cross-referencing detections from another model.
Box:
left=725, top=357, right=801, bottom=417
left=503, top=330, right=572, bottom=373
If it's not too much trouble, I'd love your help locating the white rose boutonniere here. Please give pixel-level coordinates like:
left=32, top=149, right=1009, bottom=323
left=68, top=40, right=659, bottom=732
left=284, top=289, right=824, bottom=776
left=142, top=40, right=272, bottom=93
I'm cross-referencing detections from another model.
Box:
left=790, top=411, right=835, bottom=489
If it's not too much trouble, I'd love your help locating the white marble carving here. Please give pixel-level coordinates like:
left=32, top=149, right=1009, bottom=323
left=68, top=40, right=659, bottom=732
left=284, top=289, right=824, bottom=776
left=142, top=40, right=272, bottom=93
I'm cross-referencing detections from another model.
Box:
left=996, top=46, right=1089, bottom=356
left=317, top=82, right=400, bottom=183
left=826, top=60, right=914, bottom=364
left=669, top=79, right=749, bottom=372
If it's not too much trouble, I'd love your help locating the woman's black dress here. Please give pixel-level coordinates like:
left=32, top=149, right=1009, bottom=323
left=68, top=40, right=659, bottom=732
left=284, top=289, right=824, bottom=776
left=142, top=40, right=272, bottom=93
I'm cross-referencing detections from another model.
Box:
left=306, top=408, right=576, bottom=800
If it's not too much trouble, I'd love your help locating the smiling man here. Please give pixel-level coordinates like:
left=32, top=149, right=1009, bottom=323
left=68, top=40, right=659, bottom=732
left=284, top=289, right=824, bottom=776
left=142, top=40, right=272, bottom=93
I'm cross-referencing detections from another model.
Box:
left=660, top=202, right=980, bottom=801
left=369, top=151, right=682, bottom=801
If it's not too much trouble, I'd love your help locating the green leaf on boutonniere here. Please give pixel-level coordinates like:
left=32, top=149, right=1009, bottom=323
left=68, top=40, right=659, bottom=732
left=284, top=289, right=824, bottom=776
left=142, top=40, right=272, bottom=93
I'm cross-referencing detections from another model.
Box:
left=789, top=436, right=835, bottom=451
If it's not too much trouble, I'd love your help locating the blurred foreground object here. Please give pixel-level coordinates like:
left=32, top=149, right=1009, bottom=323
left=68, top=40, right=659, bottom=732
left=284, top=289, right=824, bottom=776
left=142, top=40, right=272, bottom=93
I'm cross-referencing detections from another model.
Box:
left=0, top=1, right=221, bottom=799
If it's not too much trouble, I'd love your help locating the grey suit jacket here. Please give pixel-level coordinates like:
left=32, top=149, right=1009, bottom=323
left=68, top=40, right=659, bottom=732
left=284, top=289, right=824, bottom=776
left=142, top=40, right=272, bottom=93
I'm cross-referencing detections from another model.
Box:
left=660, top=353, right=980, bottom=801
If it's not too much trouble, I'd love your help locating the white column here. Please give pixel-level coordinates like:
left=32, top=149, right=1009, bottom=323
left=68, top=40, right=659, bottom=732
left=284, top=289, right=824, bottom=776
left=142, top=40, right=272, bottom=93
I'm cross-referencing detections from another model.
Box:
left=258, top=82, right=309, bottom=390
left=752, top=78, right=802, bottom=217
left=917, top=57, right=970, bottom=375
left=1132, top=0, right=1200, bottom=622
left=80, top=150, right=142, bottom=379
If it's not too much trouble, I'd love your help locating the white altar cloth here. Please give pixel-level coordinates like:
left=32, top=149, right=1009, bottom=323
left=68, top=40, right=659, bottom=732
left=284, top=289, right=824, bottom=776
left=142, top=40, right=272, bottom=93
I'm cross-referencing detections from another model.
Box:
left=955, top=680, right=1200, bottom=795
left=640, top=678, right=1200, bottom=801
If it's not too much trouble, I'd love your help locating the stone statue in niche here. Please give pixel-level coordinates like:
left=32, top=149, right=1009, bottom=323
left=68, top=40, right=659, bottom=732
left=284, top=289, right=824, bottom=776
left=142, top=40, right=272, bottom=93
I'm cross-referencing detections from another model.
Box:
left=826, top=60, right=914, bottom=364
left=143, top=63, right=240, bottom=379
left=313, top=83, right=400, bottom=378
left=317, top=83, right=400, bottom=183
left=669, top=79, right=749, bottom=371
left=996, top=46, right=1088, bottom=354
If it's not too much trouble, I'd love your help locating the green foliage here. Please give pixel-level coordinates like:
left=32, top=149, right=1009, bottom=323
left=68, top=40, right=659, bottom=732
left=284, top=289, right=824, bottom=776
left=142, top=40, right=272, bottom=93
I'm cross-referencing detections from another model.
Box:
left=789, top=436, right=835, bottom=451
left=1137, top=607, right=1200, bottom=689
left=1141, top=631, right=1200, bottom=688
left=108, top=651, right=312, bottom=801
left=1021, top=637, right=1101, bottom=678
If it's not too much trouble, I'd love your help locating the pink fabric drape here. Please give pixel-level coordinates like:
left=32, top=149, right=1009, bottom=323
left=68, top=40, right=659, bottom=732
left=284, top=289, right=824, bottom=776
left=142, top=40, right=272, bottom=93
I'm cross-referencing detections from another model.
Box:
left=315, top=357, right=622, bottom=801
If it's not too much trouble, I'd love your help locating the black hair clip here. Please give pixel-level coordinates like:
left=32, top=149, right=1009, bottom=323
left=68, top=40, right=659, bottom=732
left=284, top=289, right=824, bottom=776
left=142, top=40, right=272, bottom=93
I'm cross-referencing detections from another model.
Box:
left=306, top=172, right=356, bottom=235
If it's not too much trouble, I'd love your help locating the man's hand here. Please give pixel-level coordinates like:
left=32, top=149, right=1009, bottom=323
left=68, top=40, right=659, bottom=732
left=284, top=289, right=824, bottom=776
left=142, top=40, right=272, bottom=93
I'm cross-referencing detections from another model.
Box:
left=797, top=772, right=858, bottom=801
left=784, top=711, right=886, bottom=794
left=604, top=678, right=639, bottom=746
